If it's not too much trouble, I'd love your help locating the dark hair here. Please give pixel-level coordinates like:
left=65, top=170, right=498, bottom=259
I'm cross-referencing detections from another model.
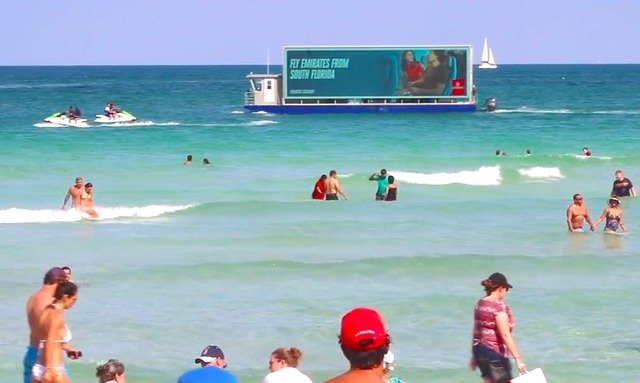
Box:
left=85, top=183, right=93, bottom=188
left=54, top=281, right=78, bottom=300
left=573, top=193, right=582, bottom=201
left=320, top=174, right=327, bottom=180
left=481, top=278, right=502, bottom=294
left=96, top=359, right=125, bottom=383
left=431, top=50, right=448, bottom=64
left=187, top=155, right=193, bottom=161
left=271, top=347, right=303, bottom=368
left=380, top=169, right=387, bottom=175
left=401, top=50, right=415, bottom=71
left=203, top=158, right=210, bottom=164
left=329, top=170, right=337, bottom=176
left=387, top=175, right=395, bottom=184
left=340, top=340, right=390, bottom=370
left=61, top=266, right=71, bottom=272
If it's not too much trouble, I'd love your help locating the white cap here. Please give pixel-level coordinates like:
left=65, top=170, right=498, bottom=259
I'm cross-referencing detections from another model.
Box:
left=383, top=351, right=395, bottom=370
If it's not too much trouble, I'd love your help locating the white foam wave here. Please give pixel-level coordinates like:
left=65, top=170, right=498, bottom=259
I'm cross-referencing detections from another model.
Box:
left=593, top=110, right=640, bottom=115
left=573, top=154, right=612, bottom=160
left=252, top=111, right=274, bottom=116
left=392, top=166, right=502, bottom=186
left=517, top=167, right=564, bottom=179
left=0, top=204, right=194, bottom=224
left=230, top=110, right=246, bottom=114
left=248, top=120, right=278, bottom=126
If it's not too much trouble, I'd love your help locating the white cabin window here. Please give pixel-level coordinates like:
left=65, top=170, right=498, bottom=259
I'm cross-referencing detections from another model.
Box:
left=267, top=80, right=272, bottom=90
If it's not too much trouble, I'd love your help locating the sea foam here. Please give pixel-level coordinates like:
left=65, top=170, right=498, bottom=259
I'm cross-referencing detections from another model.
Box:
left=391, top=166, right=502, bottom=186
left=517, top=166, right=564, bottom=179
left=0, top=204, right=194, bottom=224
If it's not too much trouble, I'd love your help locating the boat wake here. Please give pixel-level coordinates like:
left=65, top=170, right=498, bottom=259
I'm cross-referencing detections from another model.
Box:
left=0, top=204, right=194, bottom=224
left=391, top=166, right=502, bottom=186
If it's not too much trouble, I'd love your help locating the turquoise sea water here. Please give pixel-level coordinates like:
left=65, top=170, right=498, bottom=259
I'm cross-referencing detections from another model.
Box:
left=1, top=65, right=639, bottom=383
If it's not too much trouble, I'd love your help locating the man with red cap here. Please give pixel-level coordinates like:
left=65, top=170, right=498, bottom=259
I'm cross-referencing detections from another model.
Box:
left=324, top=307, right=391, bottom=383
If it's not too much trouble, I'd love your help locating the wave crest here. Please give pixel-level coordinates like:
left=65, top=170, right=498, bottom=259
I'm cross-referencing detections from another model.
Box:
left=392, top=166, right=501, bottom=186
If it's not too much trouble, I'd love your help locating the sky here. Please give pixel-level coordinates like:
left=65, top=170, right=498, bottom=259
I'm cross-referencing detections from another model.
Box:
left=3, top=0, right=639, bottom=65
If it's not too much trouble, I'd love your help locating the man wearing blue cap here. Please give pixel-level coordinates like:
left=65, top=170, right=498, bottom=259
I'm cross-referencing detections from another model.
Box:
left=178, top=345, right=238, bottom=383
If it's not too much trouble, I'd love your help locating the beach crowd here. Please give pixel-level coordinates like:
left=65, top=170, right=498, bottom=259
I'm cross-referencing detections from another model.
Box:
left=24, top=266, right=529, bottom=383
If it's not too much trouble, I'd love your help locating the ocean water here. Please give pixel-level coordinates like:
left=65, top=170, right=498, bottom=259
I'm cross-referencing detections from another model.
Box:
left=1, top=64, right=639, bottom=383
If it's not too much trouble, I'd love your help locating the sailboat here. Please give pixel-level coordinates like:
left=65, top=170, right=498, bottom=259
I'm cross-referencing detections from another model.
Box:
left=479, top=37, right=497, bottom=69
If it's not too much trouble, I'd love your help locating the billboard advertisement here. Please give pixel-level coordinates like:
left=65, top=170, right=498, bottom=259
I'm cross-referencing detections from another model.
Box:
left=284, top=46, right=470, bottom=99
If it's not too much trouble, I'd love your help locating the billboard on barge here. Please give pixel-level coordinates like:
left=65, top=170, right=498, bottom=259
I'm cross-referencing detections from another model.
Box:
left=284, top=46, right=471, bottom=99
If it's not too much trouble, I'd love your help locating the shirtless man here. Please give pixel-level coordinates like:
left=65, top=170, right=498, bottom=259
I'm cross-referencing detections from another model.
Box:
left=325, top=170, right=347, bottom=201
left=324, top=307, right=390, bottom=383
left=61, top=177, right=84, bottom=210
left=566, top=193, right=595, bottom=232
left=24, top=268, right=79, bottom=383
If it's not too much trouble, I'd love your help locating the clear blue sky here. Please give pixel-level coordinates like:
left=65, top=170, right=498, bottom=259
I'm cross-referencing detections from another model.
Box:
left=3, top=0, right=638, bottom=65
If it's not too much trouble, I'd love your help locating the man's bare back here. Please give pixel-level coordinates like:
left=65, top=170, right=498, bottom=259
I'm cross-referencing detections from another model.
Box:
left=27, top=286, right=56, bottom=346
left=326, top=171, right=347, bottom=200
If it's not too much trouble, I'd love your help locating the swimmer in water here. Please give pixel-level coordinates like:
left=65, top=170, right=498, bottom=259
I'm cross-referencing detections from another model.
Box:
left=566, top=193, right=595, bottom=232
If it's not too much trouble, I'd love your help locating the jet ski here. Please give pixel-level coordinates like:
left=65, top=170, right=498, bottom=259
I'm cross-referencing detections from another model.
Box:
left=94, top=110, right=137, bottom=123
left=43, top=112, right=90, bottom=127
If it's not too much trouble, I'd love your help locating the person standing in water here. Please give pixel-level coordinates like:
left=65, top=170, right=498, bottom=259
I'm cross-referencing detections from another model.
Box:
left=593, top=196, right=627, bottom=233
left=369, top=169, right=388, bottom=201
left=31, top=281, right=80, bottom=383
left=62, top=177, right=84, bottom=210
left=311, top=174, right=327, bottom=200
left=325, top=170, right=347, bottom=201
left=566, top=193, right=595, bottom=232
left=79, top=182, right=99, bottom=218
left=470, top=273, right=526, bottom=383
left=383, top=175, right=398, bottom=201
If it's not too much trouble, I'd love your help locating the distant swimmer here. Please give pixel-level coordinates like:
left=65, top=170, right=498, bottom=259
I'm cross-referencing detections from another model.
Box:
left=184, top=154, right=193, bottom=166
left=325, top=170, right=347, bottom=201
left=80, top=182, right=99, bottom=218
left=369, top=168, right=388, bottom=201
left=593, top=196, right=626, bottom=233
left=582, top=147, right=591, bottom=157
left=566, top=193, right=595, bottom=232
left=62, top=176, right=84, bottom=210
left=611, top=169, right=636, bottom=197
left=203, top=158, right=211, bottom=165
left=311, top=174, right=327, bottom=200
left=495, top=149, right=501, bottom=156
left=383, top=175, right=398, bottom=201
left=525, top=148, right=532, bottom=156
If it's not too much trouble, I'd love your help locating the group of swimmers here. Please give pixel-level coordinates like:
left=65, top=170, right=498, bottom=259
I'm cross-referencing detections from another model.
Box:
left=183, top=154, right=211, bottom=166
left=311, top=169, right=398, bottom=201
left=566, top=169, right=635, bottom=233
left=61, top=176, right=98, bottom=219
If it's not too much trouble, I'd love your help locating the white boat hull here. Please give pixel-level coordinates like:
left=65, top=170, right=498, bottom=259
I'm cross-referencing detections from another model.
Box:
left=94, top=112, right=137, bottom=123
left=478, top=63, right=497, bottom=69
left=43, top=115, right=89, bottom=127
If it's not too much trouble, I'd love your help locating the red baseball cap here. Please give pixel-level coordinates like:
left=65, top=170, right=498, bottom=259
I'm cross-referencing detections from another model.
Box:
left=340, top=307, right=388, bottom=351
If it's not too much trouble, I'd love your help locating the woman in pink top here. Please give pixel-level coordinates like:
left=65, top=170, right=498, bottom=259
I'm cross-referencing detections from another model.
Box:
left=469, top=272, right=526, bottom=383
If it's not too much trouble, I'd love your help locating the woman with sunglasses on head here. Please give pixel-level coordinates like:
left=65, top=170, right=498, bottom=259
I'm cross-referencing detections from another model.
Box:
left=263, top=347, right=312, bottom=383
left=32, top=281, right=79, bottom=383
left=593, top=196, right=627, bottom=233
left=469, top=273, right=526, bottom=383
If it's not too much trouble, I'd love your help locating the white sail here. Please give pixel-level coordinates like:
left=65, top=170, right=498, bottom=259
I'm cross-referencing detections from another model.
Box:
left=479, top=37, right=497, bottom=69
left=481, top=38, right=490, bottom=62
left=488, top=48, right=496, bottom=66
